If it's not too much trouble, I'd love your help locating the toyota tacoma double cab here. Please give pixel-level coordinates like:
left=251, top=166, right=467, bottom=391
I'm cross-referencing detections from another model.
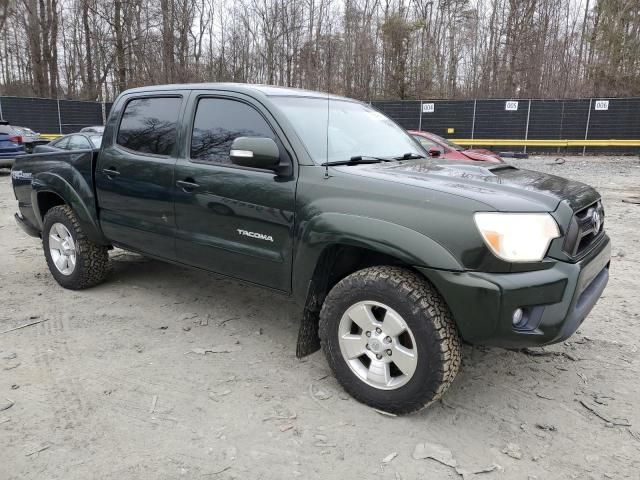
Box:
left=11, top=84, right=610, bottom=413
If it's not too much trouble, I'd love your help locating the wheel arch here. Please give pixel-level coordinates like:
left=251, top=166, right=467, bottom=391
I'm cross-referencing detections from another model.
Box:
left=31, top=172, right=108, bottom=245
left=293, top=213, right=463, bottom=358
left=35, top=191, right=66, bottom=221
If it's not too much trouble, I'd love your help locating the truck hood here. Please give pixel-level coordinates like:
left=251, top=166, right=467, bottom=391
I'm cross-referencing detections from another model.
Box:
left=339, top=159, right=600, bottom=212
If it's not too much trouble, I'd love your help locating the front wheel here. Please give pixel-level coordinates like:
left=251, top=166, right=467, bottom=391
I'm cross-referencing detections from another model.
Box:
left=319, top=266, right=461, bottom=414
left=42, top=205, right=109, bottom=289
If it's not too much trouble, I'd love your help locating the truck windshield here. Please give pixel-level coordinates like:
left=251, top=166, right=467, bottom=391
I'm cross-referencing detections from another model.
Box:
left=271, top=96, right=422, bottom=164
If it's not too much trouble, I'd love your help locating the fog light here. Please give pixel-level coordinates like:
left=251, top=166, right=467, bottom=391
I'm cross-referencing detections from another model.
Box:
left=512, top=308, right=524, bottom=327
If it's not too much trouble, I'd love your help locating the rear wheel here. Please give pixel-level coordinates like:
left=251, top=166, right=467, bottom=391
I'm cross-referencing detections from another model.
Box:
left=319, top=266, right=461, bottom=414
left=42, top=205, right=109, bottom=289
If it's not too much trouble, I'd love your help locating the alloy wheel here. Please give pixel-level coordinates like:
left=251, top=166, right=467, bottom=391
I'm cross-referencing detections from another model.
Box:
left=48, top=222, right=77, bottom=275
left=338, top=300, right=418, bottom=390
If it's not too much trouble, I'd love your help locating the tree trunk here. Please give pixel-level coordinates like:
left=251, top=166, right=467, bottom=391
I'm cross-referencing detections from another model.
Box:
left=160, top=0, right=175, bottom=83
left=26, top=0, right=46, bottom=97
left=49, top=0, right=58, bottom=97
left=114, top=0, right=126, bottom=93
left=82, top=0, right=95, bottom=98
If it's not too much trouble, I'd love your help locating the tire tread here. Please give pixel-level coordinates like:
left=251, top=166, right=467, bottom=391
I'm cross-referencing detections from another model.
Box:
left=319, top=266, right=462, bottom=414
left=43, top=205, right=109, bottom=289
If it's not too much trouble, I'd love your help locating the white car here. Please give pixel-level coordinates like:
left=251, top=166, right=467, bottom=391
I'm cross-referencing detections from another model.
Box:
left=3, top=125, right=45, bottom=153
left=80, top=126, right=105, bottom=134
left=16, top=127, right=41, bottom=144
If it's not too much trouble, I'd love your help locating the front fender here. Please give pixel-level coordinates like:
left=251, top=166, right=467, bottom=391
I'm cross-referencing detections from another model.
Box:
left=292, top=212, right=463, bottom=304
left=31, top=171, right=108, bottom=245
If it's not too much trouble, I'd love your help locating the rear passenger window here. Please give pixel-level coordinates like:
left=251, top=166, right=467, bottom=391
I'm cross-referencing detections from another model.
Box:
left=190, top=98, right=275, bottom=164
left=117, top=97, right=181, bottom=156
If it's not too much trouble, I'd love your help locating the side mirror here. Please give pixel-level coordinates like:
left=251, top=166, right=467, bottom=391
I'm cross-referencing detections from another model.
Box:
left=230, top=137, right=280, bottom=170
left=428, top=147, right=441, bottom=157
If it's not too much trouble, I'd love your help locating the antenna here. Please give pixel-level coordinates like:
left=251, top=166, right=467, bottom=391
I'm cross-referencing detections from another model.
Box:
left=324, top=24, right=331, bottom=179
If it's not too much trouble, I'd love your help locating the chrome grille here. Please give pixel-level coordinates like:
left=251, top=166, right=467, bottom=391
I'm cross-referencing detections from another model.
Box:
left=563, top=200, right=605, bottom=258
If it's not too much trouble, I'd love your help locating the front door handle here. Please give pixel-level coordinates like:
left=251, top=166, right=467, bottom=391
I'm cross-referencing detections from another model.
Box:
left=176, top=179, right=200, bottom=191
left=102, top=168, right=120, bottom=178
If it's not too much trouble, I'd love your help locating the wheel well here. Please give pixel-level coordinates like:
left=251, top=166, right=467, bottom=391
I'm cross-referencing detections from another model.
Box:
left=37, top=191, right=66, bottom=220
left=296, top=244, right=420, bottom=358
left=314, top=244, right=415, bottom=295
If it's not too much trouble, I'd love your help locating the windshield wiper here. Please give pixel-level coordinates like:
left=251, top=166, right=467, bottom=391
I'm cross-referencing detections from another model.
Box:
left=394, top=152, right=426, bottom=160
left=321, top=155, right=391, bottom=167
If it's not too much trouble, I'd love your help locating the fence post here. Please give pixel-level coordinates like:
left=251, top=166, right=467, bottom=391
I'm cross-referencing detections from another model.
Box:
left=470, top=99, right=477, bottom=149
left=56, top=99, right=63, bottom=134
left=524, top=99, right=532, bottom=154
left=583, top=98, right=593, bottom=156
left=559, top=101, right=566, bottom=155
left=101, top=102, right=107, bottom=125
left=418, top=101, right=423, bottom=131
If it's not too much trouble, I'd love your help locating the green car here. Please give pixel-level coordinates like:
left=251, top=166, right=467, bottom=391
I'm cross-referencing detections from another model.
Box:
left=11, top=84, right=610, bottom=413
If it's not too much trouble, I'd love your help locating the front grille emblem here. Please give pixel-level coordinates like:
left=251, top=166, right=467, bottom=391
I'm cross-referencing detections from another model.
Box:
left=563, top=201, right=604, bottom=257
left=591, top=208, right=601, bottom=232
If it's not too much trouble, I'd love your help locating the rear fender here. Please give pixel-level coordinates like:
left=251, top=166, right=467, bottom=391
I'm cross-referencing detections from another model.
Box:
left=31, top=171, right=108, bottom=245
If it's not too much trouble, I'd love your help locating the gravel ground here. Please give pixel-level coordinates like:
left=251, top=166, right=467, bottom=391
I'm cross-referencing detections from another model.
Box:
left=1, top=155, right=639, bottom=479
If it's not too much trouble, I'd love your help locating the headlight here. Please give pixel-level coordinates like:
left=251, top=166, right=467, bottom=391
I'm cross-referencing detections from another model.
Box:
left=474, top=212, right=560, bottom=262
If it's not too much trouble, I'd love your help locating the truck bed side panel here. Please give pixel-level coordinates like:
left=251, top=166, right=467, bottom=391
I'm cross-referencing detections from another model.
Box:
left=11, top=150, right=108, bottom=244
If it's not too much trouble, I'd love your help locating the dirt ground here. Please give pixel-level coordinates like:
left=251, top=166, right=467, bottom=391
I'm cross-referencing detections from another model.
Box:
left=1, top=155, right=639, bottom=480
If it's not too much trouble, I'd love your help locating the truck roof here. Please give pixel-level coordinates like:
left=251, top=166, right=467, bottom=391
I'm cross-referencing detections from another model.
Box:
left=120, top=83, right=350, bottom=101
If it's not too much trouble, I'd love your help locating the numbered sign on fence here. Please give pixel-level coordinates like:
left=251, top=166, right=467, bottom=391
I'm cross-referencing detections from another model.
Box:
left=422, top=103, right=435, bottom=113
left=505, top=101, right=518, bottom=111
left=594, top=100, right=609, bottom=111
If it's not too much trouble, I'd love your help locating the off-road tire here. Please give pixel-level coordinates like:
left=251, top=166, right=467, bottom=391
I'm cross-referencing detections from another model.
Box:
left=319, top=266, right=462, bottom=414
left=42, top=205, right=109, bottom=289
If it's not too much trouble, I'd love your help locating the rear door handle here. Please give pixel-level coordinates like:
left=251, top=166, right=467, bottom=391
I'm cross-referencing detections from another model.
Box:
left=102, top=168, right=120, bottom=177
left=176, top=179, right=200, bottom=191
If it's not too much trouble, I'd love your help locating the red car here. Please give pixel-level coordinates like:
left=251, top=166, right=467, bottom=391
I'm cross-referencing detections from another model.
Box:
left=410, top=130, right=503, bottom=163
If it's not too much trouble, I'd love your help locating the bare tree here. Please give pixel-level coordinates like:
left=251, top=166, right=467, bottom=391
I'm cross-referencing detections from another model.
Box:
left=1, top=0, right=639, bottom=100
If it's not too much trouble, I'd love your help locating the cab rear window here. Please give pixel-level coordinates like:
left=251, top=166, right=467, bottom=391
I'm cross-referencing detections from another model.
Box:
left=116, top=97, right=181, bottom=156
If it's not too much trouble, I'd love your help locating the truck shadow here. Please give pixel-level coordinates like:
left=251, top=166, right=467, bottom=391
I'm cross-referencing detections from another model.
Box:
left=106, top=250, right=595, bottom=421
left=106, top=249, right=300, bottom=343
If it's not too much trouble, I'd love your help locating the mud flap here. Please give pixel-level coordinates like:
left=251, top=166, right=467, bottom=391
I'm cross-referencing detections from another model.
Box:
left=296, top=301, right=321, bottom=358
left=295, top=248, right=339, bottom=358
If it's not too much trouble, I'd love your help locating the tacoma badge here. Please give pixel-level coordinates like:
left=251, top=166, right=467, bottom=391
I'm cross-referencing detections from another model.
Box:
left=237, top=229, right=274, bottom=242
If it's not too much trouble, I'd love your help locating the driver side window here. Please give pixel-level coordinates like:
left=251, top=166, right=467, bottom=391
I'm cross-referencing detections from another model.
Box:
left=190, top=98, right=276, bottom=165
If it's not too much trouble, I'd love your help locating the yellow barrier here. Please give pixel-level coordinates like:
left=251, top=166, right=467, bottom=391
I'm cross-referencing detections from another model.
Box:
left=451, top=139, right=640, bottom=147
left=37, top=134, right=640, bottom=148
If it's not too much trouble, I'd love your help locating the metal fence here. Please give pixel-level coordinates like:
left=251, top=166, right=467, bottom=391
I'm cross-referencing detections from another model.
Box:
left=1, top=95, right=639, bottom=154
left=372, top=97, right=640, bottom=154
left=0, top=96, right=109, bottom=135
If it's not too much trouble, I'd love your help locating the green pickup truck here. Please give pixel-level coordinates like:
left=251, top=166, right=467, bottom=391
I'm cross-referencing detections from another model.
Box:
left=11, top=84, right=610, bottom=413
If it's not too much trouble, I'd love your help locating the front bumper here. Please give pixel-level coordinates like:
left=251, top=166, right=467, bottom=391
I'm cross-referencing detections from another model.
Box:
left=418, top=234, right=611, bottom=347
